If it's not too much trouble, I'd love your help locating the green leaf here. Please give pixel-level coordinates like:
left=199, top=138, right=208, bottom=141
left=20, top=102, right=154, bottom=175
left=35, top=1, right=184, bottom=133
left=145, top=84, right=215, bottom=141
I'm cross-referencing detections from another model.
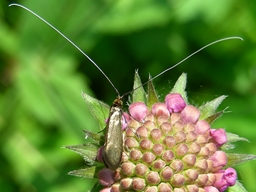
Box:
left=68, top=166, right=99, bottom=179
left=171, top=73, right=188, bottom=103
left=226, top=153, right=256, bottom=167
left=199, top=95, right=227, bottom=120
left=132, top=70, right=146, bottom=103
left=64, top=143, right=99, bottom=166
left=147, top=75, right=159, bottom=108
left=81, top=92, right=110, bottom=131
left=228, top=181, right=248, bottom=192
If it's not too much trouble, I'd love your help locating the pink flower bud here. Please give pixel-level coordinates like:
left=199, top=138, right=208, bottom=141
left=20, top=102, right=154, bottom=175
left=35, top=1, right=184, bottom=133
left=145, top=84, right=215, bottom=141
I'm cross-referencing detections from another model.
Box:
left=100, top=187, right=111, bottom=192
left=129, top=102, right=148, bottom=122
left=210, top=129, right=227, bottom=147
left=205, top=186, right=219, bottom=192
left=213, top=168, right=236, bottom=192
left=165, top=93, right=186, bottom=113
left=122, top=112, right=130, bottom=130
left=97, top=146, right=104, bottom=162
left=98, top=168, right=115, bottom=186
left=214, top=172, right=228, bottom=191
left=224, top=168, right=237, bottom=186
left=195, top=120, right=211, bottom=135
left=209, top=151, right=227, bottom=170
left=180, top=105, right=200, bottom=124
left=152, top=103, right=170, bottom=117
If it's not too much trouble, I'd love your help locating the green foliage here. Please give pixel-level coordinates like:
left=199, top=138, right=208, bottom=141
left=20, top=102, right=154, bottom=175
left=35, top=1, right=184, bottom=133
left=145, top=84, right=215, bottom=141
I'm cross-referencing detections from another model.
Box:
left=1, top=0, right=256, bottom=191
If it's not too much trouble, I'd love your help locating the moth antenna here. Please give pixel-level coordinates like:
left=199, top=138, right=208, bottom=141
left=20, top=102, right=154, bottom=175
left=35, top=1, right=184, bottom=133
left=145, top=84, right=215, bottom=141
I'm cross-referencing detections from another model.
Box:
left=9, top=3, right=120, bottom=96
left=146, top=36, right=243, bottom=83
left=122, top=36, right=243, bottom=98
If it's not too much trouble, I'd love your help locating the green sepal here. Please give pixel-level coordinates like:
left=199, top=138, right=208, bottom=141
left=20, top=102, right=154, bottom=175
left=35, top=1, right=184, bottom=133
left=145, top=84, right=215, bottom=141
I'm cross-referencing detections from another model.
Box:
left=226, top=132, right=249, bottom=143
left=171, top=73, right=188, bottom=104
left=204, top=111, right=224, bottom=123
left=226, top=153, right=256, bottom=167
left=83, top=130, right=104, bottom=145
left=147, top=75, right=159, bottom=108
left=228, top=181, right=248, bottom=192
left=221, top=142, right=235, bottom=151
left=64, top=143, right=99, bottom=166
left=132, top=70, right=146, bottom=103
left=68, top=166, right=100, bottom=179
left=199, top=95, right=227, bottom=121
left=222, top=132, right=249, bottom=150
left=81, top=92, right=109, bottom=131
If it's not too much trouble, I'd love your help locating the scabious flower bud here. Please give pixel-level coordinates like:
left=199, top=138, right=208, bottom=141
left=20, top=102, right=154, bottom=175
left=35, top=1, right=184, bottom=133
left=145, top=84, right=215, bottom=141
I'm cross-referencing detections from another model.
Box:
left=210, top=129, right=227, bottom=147
left=152, top=103, right=170, bottom=117
left=129, top=102, right=149, bottom=122
left=67, top=73, right=256, bottom=192
left=165, top=93, right=186, bottom=113
left=98, top=90, right=237, bottom=191
left=98, top=168, right=115, bottom=186
left=213, top=168, right=237, bottom=191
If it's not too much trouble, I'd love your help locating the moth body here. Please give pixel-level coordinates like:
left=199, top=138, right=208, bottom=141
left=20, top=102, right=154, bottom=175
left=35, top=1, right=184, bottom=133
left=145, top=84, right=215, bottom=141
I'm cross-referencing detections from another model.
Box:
left=102, top=97, right=123, bottom=170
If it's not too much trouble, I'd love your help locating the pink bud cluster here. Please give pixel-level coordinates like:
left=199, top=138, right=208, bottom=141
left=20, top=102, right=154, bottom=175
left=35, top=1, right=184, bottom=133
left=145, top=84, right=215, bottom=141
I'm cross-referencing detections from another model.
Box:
left=98, top=93, right=236, bottom=192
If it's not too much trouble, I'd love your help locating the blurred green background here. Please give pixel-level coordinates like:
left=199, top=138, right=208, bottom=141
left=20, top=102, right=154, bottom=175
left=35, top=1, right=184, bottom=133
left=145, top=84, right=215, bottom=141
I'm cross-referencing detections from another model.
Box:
left=0, top=0, right=255, bottom=191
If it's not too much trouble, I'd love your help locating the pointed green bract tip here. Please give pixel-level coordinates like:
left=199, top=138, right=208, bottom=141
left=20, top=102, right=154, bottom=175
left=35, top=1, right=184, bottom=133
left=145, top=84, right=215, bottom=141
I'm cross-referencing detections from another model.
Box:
left=171, top=73, right=188, bottom=103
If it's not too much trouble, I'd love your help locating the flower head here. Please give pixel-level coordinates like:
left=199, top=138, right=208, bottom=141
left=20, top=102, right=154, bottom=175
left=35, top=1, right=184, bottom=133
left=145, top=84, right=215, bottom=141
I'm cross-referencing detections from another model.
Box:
left=66, top=72, right=256, bottom=192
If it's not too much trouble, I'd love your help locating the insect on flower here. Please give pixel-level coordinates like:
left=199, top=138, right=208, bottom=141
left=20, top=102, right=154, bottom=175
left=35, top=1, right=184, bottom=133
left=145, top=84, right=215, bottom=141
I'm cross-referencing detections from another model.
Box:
left=10, top=4, right=255, bottom=192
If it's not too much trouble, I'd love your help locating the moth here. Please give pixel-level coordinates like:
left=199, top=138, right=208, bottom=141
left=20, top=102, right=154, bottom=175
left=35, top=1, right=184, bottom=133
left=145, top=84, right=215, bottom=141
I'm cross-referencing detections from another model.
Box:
left=102, top=97, right=123, bottom=170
